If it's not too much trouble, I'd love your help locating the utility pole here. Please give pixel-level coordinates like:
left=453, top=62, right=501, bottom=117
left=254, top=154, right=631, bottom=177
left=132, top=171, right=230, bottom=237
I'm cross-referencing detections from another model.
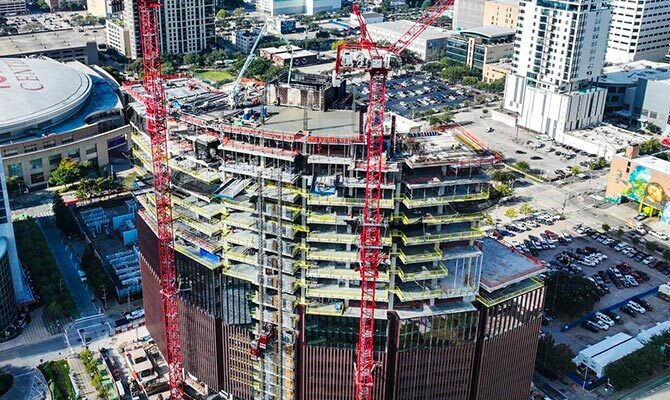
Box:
left=100, top=285, right=107, bottom=310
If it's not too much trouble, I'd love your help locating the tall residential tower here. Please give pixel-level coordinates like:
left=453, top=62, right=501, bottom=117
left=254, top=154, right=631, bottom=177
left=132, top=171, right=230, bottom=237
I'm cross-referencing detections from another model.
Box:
left=606, top=0, right=670, bottom=64
left=503, top=0, right=612, bottom=137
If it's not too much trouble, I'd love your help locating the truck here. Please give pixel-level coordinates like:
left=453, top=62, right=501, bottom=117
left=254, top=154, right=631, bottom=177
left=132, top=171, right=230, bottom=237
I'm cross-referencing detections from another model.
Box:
left=625, top=219, right=647, bottom=235
left=78, top=270, right=87, bottom=282
left=658, top=282, right=670, bottom=301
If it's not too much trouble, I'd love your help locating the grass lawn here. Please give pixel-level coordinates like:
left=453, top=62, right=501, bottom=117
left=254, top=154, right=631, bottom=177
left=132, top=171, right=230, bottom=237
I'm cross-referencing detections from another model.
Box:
left=0, top=372, right=12, bottom=396
left=38, top=360, right=76, bottom=400
left=195, top=69, right=235, bottom=84
left=14, top=218, right=75, bottom=318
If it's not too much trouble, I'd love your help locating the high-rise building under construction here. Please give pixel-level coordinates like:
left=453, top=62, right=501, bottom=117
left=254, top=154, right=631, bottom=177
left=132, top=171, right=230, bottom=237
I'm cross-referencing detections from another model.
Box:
left=126, top=73, right=546, bottom=400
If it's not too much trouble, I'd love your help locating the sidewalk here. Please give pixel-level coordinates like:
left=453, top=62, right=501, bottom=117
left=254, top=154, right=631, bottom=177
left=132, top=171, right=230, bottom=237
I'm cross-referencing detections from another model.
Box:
left=69, top=355, right=99, bottom=399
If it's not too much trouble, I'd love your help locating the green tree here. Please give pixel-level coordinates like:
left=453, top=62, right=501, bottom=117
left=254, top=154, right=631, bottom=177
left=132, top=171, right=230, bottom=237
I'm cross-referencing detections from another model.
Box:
left=216, top=9, right=228, bottom=19
left=482, top=213, right=494, bottom=226
left=5, top=175, right=21, bottom=192
left=544, top=272, right=600, bottom=318
left=491, top=170, right=517, bottom=182
left=513, top=161, right=530, bottom=173
left=640, top=138, right=661, bottom=155
left=52, top=193, right=79, bottom=236
left=331, top=39, right=345, bottom=51
left=602, top=223, right=610, bottom=231
left=421, top=0, right=433, bottom=9
left=462, top=76, right=479, bottom=86
left=588, top=157, right=608, bottom=170
left=183, top=53, right=202, bottom=66
left=646, top=241, right=657, bottom=252
left=49, top=158, right=83, bottom=186
left=36, top=0, right=50, bottom=10
left=504, top=208, right=518, bottom=219
left=494, top=183, right=512, bottom=197
left=536, top=333, right=576, bottom=378
left=616, top=227, right=624, bottom=238
left=663, top=248, right=670, bottom=261
left=605, top=331, right=670, bottom=390
left=519, top=204, right=535, bottom=215
left=101, top=65, right=123, bottom=84
left=570, top=165, right=583, bottom=175
left=122, top=172, right=139, bottom=190
left=232, top=7, right=246, bottom=17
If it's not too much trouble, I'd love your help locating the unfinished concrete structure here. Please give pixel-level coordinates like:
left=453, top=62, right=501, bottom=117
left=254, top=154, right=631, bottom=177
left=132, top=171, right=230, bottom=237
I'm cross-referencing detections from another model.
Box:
left=126, top=76, right=544, bottom=400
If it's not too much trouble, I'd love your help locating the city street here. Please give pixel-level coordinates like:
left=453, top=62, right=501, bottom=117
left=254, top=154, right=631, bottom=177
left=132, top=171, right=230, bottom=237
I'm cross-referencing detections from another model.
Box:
left=37, top=216, right=99, bottom=317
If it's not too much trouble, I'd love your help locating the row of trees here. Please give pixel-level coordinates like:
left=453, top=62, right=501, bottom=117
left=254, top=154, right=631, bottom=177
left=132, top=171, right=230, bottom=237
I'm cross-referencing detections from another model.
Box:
left=15, top=219, right=75, bottom=318
left=536, top=334, right=576, bottom=379
left=544, top=271, right=601, bottom=318
left=80, top=349, right=111, bottom=398
left=80, top=245, right=114, bottom=304
left=503, top=204, right=536, bottom=219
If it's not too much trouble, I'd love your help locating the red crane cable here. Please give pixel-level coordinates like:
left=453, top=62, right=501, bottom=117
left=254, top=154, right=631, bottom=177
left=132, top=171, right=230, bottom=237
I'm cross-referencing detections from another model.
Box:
left=137, top=1, right=184, bottom=399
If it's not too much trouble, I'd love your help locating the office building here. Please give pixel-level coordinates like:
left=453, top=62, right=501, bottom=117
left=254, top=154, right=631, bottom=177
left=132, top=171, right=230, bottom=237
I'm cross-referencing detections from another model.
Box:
left=483, top=0, right=519, bottom=30
left=231, top=29, right=261, bottom=54
left=122, top=0, right=215, bottom=58
left=106, top=18, right=132, bottom=56
left=258, top=0, right=341, bottom=16
left=367, top=20, right=452, bottom=61
left=453, top=0, right=486, bottom=30
left=125, top=72, right=545, bottom=399
left=0, top=0, right=26, bottom=16
left=0, top=237, right=17, bottom=332
left=0, top=29, right=99, bottom=65
left=442, top=26, right=515, bottom=70
left=88, top=0, right=124, bottom=17
left=0, top=58, right=128, bottom=188
left=267, top=16, right=297, bottom=34
left=597, top=60, right=670, bottom=133
left=483, top=59, right=512, bottom=82
left=606, top=0, right=670, bottom=64
left=503, top=0, right=612, bottom=137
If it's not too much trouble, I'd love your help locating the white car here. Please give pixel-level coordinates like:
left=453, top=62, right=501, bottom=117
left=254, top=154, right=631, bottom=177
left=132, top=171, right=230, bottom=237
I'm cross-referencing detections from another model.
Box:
left=625, top=275, right=639, bottom=287
left=650, top=230, right=669, bottom=240
left=627, top=301, right=646, bottom=314
left=614, top=243, right=626, bottom=252
left=595, top=312, right=615, bottom=327
left=561, top=232, right=573, bottom=243
left=643, top=256, right=655, bottom=265
left=594, top=319, right=610, bottom=330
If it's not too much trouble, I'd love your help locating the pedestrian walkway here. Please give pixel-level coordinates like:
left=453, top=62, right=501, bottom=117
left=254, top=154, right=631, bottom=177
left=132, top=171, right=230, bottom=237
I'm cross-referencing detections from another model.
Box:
left=69, top=356, right=98, bottom=399
left=20, top=309, right=54, bottom=343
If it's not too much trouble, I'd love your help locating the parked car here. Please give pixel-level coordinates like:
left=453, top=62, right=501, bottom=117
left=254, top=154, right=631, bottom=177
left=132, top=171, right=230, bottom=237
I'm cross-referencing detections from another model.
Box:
left=632, top=298, right=653, bottom=311
left=581, top=320, right=600, bottom=332
left=604, top=310, right=622, bottom=324
left=595, top=312, right=615, bottom=327
left=620, top=304, right=638, bottom=317
left=627, top=301, right=646, bottom=314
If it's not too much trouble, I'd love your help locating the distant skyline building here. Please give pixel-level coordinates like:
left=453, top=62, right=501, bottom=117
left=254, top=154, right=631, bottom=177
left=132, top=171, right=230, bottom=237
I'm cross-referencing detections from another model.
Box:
left=123, top=0, right=215, bottom=59
left=483, top=0, right=520, bottom=30
left=0, top=0, right=26, bottom=16
left=606, top=0, right=670, bottom=64
left=453, top=0, right=487, bottom=30
left=258, top=0, right=341, bottom=15
left=503, top=0, right=612, bottom=137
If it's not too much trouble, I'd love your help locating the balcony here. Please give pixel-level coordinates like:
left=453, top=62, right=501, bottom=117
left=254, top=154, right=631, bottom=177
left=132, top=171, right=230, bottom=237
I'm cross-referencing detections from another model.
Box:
left=308, top=195, right=394, bottom=209
left=306, top=285, right=389, bottom=301
left=396, top=263, right=449, bottom=282
left=392, top=229, right=484, bottom=245
left=306, top=266, right=390, bottom=282
left=397, top=192, right=489, bottom=209
left=394, top=284, right=444, bottom=302
left=307, top=249, right=358, bottom=263
left=396, top=247, right=443, bottom=264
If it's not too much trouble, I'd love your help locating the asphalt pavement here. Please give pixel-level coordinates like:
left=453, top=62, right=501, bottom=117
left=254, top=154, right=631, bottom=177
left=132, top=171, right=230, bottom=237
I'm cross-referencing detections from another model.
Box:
left=37, top=216, right=98, bottom=317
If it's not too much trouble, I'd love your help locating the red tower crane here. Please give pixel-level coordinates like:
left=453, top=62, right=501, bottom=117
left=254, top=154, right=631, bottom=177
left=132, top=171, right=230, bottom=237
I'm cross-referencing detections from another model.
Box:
left=137, top=1, right=184, bottom=399
left=334, top=3, right=454, bottom=400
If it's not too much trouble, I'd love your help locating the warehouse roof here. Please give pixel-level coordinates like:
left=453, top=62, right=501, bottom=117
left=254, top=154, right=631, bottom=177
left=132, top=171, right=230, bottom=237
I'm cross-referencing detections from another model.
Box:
left=573, top=332, right=644, bottom=378
left=0, top=28, right=95, bottom=55
left=459, top=25, right=515, bottom=40
left=367, top=20, right=452, bottom=41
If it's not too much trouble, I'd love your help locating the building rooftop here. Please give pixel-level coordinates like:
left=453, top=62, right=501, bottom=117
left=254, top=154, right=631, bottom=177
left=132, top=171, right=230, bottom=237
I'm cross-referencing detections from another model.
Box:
left=0, top=58, right=121, bottom=142
left=479, top=238, right=544, bottom=292
left=564, top=124, right=650, bottom=155
left=368, top=20, right=451, bottom=41
left=274, top=50, right=317, bottom=59
left=262, top=45, right=301, bottom=55
left=459, top=25, right=515, bottom=40
left=630, top=155, right=670, bottom=175
left=600, top=60, right=670, bottom=86
left=263, top=106, right=361, bottom=138
left=0, top=29, right=95, bottom=55
left=573, top=332, right=644, bottom=378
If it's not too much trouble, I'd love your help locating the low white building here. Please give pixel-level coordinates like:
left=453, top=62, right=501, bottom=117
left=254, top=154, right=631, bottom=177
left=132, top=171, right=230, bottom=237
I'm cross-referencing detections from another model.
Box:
left=231, top=29, right=260, bottom=54
left=258, top=0, right=341, bottom=16
left=572, top=332, right=644, bottom=378
left=349, top=11, right=384, bottom=26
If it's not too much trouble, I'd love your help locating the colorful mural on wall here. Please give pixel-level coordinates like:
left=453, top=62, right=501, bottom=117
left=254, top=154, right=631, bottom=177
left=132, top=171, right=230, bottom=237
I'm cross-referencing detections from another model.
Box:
left=623, top=166, right=670, bottom=224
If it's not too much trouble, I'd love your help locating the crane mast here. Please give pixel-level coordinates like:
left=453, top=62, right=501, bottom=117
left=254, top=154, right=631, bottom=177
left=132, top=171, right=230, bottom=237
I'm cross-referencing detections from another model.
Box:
left=334, top=3, right=454, bottom=400
left=137, top=1, right=184, bottom=399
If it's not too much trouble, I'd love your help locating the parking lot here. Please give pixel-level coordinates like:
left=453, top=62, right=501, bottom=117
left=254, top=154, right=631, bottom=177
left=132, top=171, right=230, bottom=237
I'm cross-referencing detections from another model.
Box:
left=353, top=74, right=475, bottom=119
left=491, top=214, right=670, bottom=351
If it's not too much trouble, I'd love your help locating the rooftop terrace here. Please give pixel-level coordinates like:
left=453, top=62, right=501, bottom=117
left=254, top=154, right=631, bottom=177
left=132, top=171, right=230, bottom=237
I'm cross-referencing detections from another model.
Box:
left=479, top=238, right=544, bottom=293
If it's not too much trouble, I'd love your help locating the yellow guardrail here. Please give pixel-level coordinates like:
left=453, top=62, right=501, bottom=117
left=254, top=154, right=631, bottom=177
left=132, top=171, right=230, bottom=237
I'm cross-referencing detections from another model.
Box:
left=477, top=277, right=544, bottom=307
left=397, top=192, right=489, bottom=208
left=305, top=303, right=345, bottom=316
left=392, top=229, right=484, bottom=245
left=396, top=263, right=449, bottom=282
left=226, top=250, right=257, bottom=266
left=307, top=250, right=358, bottom=263
left=397, top=248, right=442, bottom=264
left=394, top=287, right=444, bottom=302
left=307, top=232, right=357, bottom=244
left=306, top=213, right=338, bottom=224
left=308, top=196, right=394, bottom=209
left=306, top=268, right=390, bottom=282
left=306, top=287, right=389, bottom=301
left=220, top=199, right=256, bottom=213
left=180, top=216, right=223, bottom=236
